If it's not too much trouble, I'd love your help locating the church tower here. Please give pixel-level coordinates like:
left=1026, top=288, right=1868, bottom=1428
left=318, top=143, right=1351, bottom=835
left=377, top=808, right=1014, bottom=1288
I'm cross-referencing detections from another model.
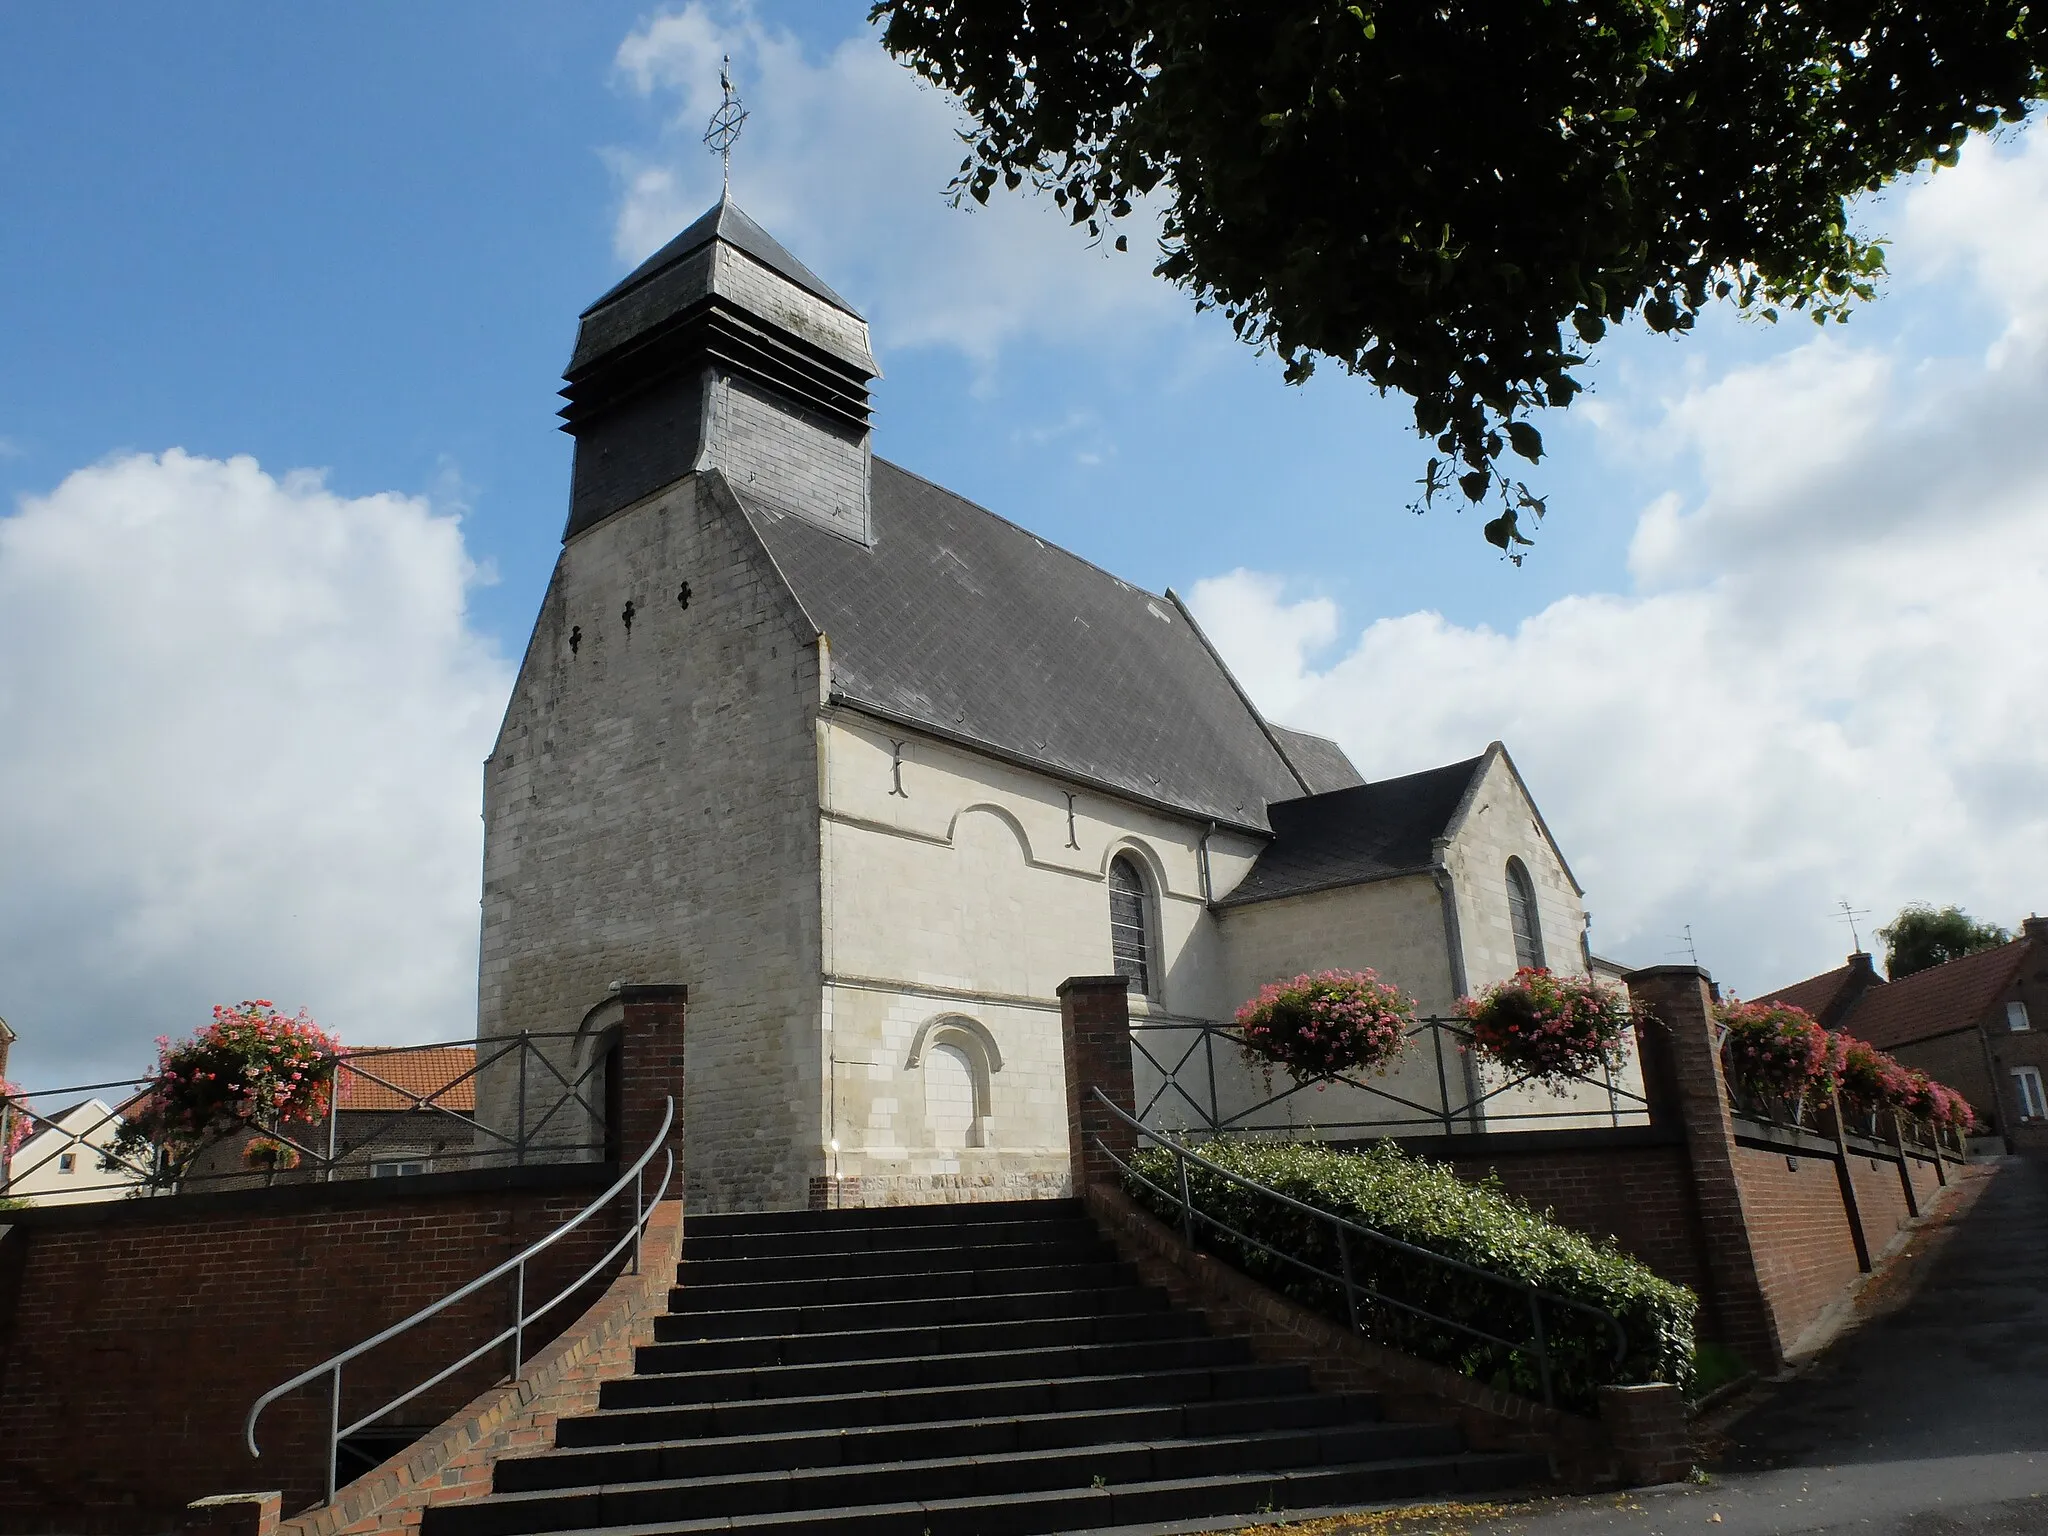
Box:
left=556, top=196, right=880, bottom=544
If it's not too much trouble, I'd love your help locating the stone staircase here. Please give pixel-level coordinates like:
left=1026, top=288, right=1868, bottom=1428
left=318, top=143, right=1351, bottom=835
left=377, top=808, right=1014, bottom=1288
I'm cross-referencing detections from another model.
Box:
left=421, top=1198, right=1546, bottom=1536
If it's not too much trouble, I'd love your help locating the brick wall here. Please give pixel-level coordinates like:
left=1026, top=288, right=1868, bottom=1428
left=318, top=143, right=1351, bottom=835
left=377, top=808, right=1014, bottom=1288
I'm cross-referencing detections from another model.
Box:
left=272, top=1199, right=684, bottom=1536
left=0, top=1168, right=622, bottom=1534
left=1442, top=1141, right=1709, bottom=1303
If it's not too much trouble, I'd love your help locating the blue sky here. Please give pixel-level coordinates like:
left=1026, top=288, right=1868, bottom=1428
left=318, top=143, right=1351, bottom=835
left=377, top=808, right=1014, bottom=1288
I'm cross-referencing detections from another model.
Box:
left=4, top=3, right=2045, bottom=1085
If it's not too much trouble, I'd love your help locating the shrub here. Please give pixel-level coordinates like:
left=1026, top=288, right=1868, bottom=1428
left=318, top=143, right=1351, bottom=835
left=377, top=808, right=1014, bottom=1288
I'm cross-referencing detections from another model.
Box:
left=1717, top=999, right=1836, bottom=1109
left=1125, top=1138, right=1695, bottom=1412
left=1461, top=969, right=1634, bottom=1089
left=1235, top=970, right=1414, bottom=1081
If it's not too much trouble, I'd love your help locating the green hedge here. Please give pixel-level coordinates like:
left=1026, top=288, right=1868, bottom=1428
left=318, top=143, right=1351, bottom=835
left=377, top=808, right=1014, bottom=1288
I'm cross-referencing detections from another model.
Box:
left=1125, top=1139, right=1695, bottom=1412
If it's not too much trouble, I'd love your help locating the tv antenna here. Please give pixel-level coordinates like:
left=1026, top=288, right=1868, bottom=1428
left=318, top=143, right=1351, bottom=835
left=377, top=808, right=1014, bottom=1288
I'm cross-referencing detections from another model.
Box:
left=1835, top=898, right=1872, bottom=952
left=1669, top=924, right=1700, bottom=965
left=704, top=54, right=748, bottom=194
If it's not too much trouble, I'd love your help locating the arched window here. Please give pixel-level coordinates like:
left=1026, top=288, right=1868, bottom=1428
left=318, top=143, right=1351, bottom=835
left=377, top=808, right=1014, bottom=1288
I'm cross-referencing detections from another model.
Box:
left=1109, top=855, right=1152, bottom=995
left=1505, top=858, right=1546, bottom=970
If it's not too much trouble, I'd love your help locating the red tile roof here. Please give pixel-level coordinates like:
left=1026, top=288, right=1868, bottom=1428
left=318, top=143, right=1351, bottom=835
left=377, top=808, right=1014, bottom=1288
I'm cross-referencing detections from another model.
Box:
left=1835, top=942, right=2028, bottom=1050
left=1760, top=963, right=1862, bottom=1021
left=334, top=1046, right=478, bottom=1113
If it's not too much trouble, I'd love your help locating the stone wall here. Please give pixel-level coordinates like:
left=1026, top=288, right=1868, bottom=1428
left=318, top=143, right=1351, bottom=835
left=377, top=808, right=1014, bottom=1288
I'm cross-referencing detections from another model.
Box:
left=477, top=471, right=822, bottom=1211
left=0, top=1168, right=620, bottom=1534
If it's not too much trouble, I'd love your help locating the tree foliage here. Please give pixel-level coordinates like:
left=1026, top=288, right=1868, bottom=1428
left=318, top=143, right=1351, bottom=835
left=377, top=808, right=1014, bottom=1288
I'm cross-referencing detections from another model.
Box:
left=870, top=0, right=2044, bottom=553
left=1877, top=903, right=2011, bottom=979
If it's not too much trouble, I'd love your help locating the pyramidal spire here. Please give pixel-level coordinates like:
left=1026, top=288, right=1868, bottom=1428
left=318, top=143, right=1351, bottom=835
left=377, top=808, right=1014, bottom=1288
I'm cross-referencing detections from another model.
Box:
left=558, top=199, right=878, bottom=545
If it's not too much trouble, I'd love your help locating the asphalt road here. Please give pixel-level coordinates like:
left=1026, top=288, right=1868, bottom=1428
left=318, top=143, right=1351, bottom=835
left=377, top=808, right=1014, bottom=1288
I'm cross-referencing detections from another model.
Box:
left=1480, top=1154, right=2048, bottom=1535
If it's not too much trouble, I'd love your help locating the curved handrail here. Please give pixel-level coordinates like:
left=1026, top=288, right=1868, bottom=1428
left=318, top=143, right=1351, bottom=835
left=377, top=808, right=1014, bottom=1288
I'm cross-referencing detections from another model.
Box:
left=246, top=1095, right=674, bottom=1494
left=1091, top=1087, right=1627, bottom=1407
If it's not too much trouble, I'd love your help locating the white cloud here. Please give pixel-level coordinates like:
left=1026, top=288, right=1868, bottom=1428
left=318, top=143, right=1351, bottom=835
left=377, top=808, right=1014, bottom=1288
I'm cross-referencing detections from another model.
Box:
left=0, top=450, right=510, bottom=1088
left=1188, top=128, right=2048, bottom=998
left=607, top=5, right=1182, bottom=373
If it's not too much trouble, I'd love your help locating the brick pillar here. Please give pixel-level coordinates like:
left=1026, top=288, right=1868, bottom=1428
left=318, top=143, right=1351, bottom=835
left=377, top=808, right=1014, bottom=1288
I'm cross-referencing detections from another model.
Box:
left=182, top=1493, right=280, bottom=1536
left=1060, top=976, right=1136, bottom=1192
left=1625, top=964, right=1783, bottom=1372
left=614, top=984, right=685, bottom=1199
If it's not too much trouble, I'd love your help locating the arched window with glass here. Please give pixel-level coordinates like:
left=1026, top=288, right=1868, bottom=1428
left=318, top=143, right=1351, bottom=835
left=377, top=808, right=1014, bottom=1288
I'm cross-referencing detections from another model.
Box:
left=1505, top=857, right=1546, bottom=971
left=1108, top=854, right=1153, bottom=995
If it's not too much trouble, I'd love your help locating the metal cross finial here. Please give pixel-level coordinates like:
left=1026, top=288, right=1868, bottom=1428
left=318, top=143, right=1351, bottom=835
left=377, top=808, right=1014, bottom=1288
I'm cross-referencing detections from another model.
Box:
left=704, top=53, right=748, bottom=194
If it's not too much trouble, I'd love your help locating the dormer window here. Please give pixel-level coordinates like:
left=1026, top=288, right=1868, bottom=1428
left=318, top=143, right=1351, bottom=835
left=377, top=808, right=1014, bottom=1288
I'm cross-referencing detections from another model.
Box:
left=1108, top=855, right=1152, bottom=996
left=1506, top=858, right=1545, bottom=970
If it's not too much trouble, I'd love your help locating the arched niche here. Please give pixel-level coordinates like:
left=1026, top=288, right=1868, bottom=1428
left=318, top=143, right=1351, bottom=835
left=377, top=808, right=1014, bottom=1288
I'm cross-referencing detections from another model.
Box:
left=906, top=1013, right=1002, bottom=1149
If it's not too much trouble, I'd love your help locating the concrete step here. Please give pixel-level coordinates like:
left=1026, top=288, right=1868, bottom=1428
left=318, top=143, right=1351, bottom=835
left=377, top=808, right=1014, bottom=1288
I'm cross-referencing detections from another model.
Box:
left=426, top=1426, right=1509, bottom=1536
left=650, top=1283, right=1169, bottom=1342
left=500, top=1393, right=1390, bottom=1491
left=558, top=1363, right=1320, bottom=1448
left=599, top=1336, right=1255, bottom=1411
left=635, top=1309, right=1207, bottom=1375
left=667, top=1259, right=1137, bottom=1313
left=682, top=1217, right=1100, bottom=1262
left=677, top=1238, right=1115, bottom=1286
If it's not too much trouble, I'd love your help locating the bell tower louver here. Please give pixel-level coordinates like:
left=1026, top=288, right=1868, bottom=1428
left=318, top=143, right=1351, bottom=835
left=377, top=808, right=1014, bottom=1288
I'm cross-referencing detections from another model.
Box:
left=558, top=197, right=878, bottom=543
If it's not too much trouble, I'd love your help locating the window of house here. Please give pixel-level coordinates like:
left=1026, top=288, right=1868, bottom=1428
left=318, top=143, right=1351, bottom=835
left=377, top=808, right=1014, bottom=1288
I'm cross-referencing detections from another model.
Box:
left=2015, top=1066, right=2048, bottom=1122
left=371, top=1158, right=430, bottom=1178
left=57, top=1152, right=76, bottom=1174
left=1108, top=854, right=1152, bottom=996
left=2009, top=1000, right=2032, bottom=1032
left=1505, top=858, right=1545, bottom=971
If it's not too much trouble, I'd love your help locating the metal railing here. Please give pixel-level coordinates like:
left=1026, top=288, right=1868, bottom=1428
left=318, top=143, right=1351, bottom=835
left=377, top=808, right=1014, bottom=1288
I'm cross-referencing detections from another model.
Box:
left=1131, top=1015, right=1651, bottom=1143
left=1091, top=1088, right=1625, bottom=1409
left=245, top=1096, right=674, bottom=1501
left=0, top=1032, right=611, bottom=1203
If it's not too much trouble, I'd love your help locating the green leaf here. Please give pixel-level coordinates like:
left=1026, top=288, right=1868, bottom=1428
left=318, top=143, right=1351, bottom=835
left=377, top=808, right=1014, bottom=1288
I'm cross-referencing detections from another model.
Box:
left=1506, top=421, right=1544, bottom=462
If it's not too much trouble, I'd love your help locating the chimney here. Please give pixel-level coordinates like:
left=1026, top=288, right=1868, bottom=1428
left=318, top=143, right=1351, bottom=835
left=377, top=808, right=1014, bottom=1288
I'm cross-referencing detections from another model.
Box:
left=2023, top=915, right=2048, bottom=947
left=556, top=196, right=878, bottom=545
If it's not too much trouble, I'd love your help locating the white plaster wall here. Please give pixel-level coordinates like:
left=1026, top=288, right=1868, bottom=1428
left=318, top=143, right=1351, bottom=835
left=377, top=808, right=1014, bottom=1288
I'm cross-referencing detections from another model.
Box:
left=4, top=1101, right=141, bottom=1206
left=477, top=471, right=826, bottom=1211
left=1200, top=876, right=1474, bottom=1139
left=816, top=712, right=1245, bottom=1200
left=1443, top=751, right=1646, bottom=1129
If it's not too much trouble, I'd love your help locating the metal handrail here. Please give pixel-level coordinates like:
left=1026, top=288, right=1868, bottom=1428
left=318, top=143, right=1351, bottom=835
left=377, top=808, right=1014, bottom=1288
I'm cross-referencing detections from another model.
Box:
left=1090, top=1087, right=1626, bottom=1408
left=245, top=1095, right=674, bottom=1501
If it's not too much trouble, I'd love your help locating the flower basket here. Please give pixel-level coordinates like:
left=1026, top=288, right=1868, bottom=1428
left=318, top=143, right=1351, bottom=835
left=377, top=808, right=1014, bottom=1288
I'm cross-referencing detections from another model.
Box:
left=1235, top=970, right=1414, bottom=1081
left=1461, top=969, right=1633, bottom=1089
left=0, top=1080, right=27, bottom=1160
left=1836, top=1036, right=1911, bottom=1121
left=108, top=1002, right=339, bottom=1188
left=1716, top=999, right=1836, bottom=1114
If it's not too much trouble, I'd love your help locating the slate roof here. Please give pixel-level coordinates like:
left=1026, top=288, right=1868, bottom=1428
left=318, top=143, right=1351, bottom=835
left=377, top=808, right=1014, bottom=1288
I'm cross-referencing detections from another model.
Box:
left=1268, top=725, right=1365, bottom=795
left=1834, top=942, right=2028, bottom=1050
left=336, top=1046, right=478, bottom=1114
left=737, top=460, right=1308, bottom=831
left=584, top=196, right=858, bottom=320
left=1214, top=755, right=1488, bottom=908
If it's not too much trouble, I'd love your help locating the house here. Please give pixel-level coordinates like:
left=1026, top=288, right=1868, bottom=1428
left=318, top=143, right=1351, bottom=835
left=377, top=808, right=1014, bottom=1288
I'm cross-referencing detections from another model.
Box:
left=3, top=1098, right=148, bottom=1206
left=1761, top=916, right=2048, bottom=1150
left=476, top=197, right=1616, bottom=1211
left=176, top=1043, right=484, bottom=1188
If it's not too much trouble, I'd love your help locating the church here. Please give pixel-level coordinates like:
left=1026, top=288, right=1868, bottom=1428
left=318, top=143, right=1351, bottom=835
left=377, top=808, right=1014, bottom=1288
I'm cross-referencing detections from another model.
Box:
left=476, top=198, right=1597, bottom=1211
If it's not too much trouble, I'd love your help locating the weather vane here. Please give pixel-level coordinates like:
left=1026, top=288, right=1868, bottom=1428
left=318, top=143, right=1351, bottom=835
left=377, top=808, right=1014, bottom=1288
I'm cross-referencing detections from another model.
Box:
left=704, top=54, right=748, bottom=194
